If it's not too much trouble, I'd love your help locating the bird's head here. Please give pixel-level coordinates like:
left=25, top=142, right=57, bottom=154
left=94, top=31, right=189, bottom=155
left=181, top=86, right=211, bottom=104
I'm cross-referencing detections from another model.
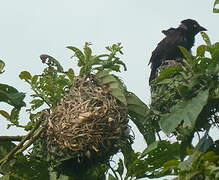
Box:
left=180, top=19, right=207, bottom=35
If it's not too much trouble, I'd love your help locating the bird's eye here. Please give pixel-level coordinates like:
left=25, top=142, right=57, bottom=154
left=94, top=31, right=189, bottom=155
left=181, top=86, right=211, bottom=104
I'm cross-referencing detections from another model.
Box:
left=193, top=24, right=198, bottom=28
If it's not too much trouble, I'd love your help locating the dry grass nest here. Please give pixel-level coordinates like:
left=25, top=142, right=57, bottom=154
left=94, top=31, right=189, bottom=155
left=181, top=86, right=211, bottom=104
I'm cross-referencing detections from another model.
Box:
left=43, top=75, right=131, bottom=164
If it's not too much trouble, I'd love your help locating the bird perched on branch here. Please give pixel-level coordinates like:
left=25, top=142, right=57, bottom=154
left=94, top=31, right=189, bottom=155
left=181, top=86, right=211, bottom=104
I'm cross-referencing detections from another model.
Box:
left=148, top=19, right=207, bottom=83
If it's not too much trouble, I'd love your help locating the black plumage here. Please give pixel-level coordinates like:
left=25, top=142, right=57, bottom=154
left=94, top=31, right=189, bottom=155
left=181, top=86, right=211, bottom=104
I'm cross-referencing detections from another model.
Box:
left=162, top=27, right=176, bottom=36
left=148, top=19, right=207, bottom=83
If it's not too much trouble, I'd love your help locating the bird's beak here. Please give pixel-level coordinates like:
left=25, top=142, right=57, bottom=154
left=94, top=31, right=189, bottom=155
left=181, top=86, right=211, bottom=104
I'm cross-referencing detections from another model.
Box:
left=198, top=25, right=207, bottom=32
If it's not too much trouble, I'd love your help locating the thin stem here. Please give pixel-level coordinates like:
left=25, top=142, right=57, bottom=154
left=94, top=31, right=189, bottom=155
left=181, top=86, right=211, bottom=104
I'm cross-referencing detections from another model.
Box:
left=27, top=79, right=51, bottom=108
left=32, top=88, right=51, bottom=108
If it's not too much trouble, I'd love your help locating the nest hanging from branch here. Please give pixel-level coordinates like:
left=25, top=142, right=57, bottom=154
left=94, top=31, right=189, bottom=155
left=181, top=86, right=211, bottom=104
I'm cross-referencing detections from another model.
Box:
left=43, top=75, right=130, bottom=167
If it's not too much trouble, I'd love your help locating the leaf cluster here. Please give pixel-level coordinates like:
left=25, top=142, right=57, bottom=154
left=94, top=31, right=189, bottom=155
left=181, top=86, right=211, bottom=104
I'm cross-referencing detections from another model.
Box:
left=154, top=32, right=219, bottom=134
left=1, top=28, right=219, bottom=179
left=136, top=32, right=219, bottom=179
left=67, top=42, right=126, bottom=76
left=108, top=32, right=219, bottom=180
left=0, top=60, right=26, bottom=128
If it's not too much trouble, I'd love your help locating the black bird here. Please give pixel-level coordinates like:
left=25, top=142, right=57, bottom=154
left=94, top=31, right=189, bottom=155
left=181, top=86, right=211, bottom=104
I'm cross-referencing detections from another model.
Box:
left=148, top=19, right=207, bottom=83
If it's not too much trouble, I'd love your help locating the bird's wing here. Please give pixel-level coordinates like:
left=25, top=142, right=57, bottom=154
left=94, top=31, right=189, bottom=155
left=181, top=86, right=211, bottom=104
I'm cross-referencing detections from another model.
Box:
left=148, top=30, right=186, bottom=82
left=162, top=28, right=176, bottom=36
left=149, top=30, right=186, bottom=66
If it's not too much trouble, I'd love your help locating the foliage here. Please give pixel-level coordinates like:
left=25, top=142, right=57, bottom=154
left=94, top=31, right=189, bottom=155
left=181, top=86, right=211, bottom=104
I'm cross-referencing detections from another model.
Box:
left=1, top=3, right=219, bottom=178
left=128, top=32, right=219, bottom=179
left=1, top=35, right=219, bottom=179
left=1, top=37, right=219, bottom=180
left=125, top=92, right=156, bottom=145
left=0, top=43, right=151, bottom=180
left=214, top=0, right=219, bottom=13
left=151, top=32, right=219, bottom=136
left=106, top=32, right=219, bottom=180
left=67, top=42, right=126, bottom=76
left=159, top=89, right=209, bottom=135
left=0, top=61, right=26, bottom=128
left=121, top=141, right=180, bottom=179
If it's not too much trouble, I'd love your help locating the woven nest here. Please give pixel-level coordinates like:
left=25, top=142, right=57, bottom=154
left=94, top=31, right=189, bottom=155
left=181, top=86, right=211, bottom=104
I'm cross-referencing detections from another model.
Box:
left=43, top=75, right=130, bottom=167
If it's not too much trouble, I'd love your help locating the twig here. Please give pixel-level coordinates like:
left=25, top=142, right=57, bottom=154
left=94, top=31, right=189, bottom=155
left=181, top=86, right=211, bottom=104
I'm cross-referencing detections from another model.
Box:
left=0, top=112, right=47, bottom=165
left=26, top=79, right=51, bottom=108
left=156, top=130, right=162, bottom=141
left=15, top=127, right=45, bottom=155
left=0, top=136, right=24, bottom=142
left=109, top=165, right=120, bottom=180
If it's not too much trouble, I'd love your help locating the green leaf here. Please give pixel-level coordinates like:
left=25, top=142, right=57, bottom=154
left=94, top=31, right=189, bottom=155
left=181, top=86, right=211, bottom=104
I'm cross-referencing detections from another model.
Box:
left=19, top=71, right=32, bottom=81
left=65, top=68, right=75, bottom=83
left=196, top=132, right=214, bottom=153
left=125, top=92, right=155, bottom=145
left=84, top=42, right=92, bottom=62
left=9, top=108, right=20, bottom=125
left=3, top=156, right=50, bottom=180
left=116, top=159, right=124, bottom=176
left=178, top=46, right=193, bottom=61
left=110, top=88, right=126, bottom=105
left=214, top=0, right=219, bottom=6
left=156, top=66, right=182, bottom=83
left=40, top=54, right=64, bottom=72
left=95, top=43, right=126, bottom=72
left=141, top=141, right=159, bottom=157
left=111, top=65, right=120, bottom=72
left=201, top=32, right=211, bottom=47
left=79, top=65, right=92, bottom=76
left=30, top=99, right=44, bottom=110
left=114, top=59, right=127, bottom=71
left=66, top=46, right=85, bottom=66
left=213, top=0, right=219, bottom=13
left=95, top=69, right=111, bottom=78
left=0, top=60, right=5, bottom=74
left=213, top=8, right=219, bottom=13
left=0, top=141, right=16, bottom=159
left=196, top=45, right=207, bottom=57
left=123, top=141, right=180, bottom=179
left=96, top=71, right=126, bottom=105
left=0, top=83, right=26, bottom=109
left=0, top=110, right=10, bottom=119
left=212, top=42, right=219, bottom=61
left=108, top=174, right=117, bottom=180
left=212, top=48, right=219, bottom=61
left=159, top=90, right=209, bottom=135
left=31, top=75, right=39, bottom=85
left=179, top=135, right=193, bottom=160
left=126, top=92, right=149, bottom=118
left=163, top=160, right=179, bottom=168
left=67, top=43, right=126, bottom=74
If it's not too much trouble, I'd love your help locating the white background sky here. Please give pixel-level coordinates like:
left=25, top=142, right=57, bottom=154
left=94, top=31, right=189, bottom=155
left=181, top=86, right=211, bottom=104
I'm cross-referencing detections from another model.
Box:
left=0, top=1, right=219, bottom=179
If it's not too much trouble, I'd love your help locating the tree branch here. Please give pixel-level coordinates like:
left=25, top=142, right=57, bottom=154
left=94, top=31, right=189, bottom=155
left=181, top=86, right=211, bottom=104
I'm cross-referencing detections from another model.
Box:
left=15, top=127, right=44, bottom=155
left=0, top=136, right=24, bottom=142
left=0, top=112, right=47, bottom=165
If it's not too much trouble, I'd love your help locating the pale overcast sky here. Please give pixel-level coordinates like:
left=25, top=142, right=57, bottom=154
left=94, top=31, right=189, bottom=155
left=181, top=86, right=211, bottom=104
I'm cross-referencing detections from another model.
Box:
left=0, top=1, right=218, bottom=179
